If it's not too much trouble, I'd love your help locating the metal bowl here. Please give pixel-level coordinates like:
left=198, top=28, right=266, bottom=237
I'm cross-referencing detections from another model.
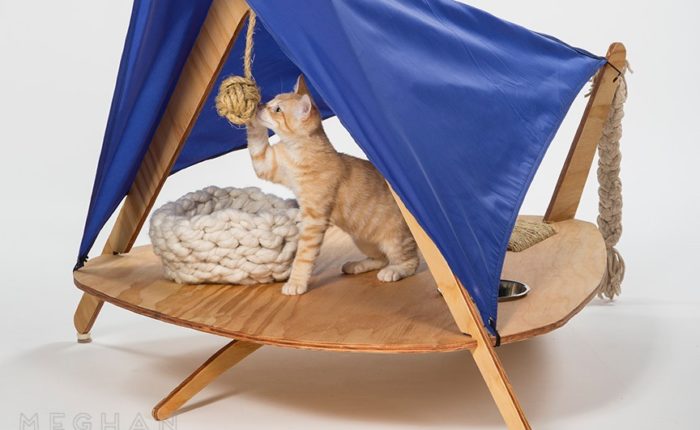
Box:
left=498, top=280, right=530, bottom=302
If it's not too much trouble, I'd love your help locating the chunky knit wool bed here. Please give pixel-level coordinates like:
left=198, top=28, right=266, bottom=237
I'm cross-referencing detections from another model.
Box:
left=149, top=186, right=300, bottom=285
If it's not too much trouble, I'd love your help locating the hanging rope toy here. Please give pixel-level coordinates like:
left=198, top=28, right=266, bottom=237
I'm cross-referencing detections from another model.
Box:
left=215, top=11, right=261, bottom=125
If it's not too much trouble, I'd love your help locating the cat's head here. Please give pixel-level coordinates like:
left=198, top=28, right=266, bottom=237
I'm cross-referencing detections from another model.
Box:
left=256, top=75, right=321, bottom=137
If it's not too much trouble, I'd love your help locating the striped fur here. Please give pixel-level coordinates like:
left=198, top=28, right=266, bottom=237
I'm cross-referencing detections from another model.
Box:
left=246, top=77, right=419, bottom=295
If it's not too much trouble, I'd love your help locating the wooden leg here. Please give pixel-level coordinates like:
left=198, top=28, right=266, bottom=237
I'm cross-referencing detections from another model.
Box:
left=390, top=186, right=530, bottom=429
left=460, top=286, right=530, bottom=430
left=468, top=346, right=530, bottom=429
left=73, top=293, right=104, bottom=343
left=152, top=340, right=261, bottom=421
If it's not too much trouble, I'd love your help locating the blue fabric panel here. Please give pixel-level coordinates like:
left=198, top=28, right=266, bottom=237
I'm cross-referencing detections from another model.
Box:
left=243, top=0, right=605, bottom=330
left=77, top=0, right=212, bottom=261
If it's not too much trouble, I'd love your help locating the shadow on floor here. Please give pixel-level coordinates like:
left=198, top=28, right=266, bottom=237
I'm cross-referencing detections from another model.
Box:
left=14, top=305, right=657, bottom=428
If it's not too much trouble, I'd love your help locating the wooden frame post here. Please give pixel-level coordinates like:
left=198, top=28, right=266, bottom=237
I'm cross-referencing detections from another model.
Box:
left=73, top=0, right=251, bottom=341
left=391, top=189, right=531, bottom=430
left=544, top=43, right=627, bottom=222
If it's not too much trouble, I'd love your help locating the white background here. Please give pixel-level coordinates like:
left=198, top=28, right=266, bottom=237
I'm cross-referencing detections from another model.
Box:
left=1, top=1, right=698, bottom=429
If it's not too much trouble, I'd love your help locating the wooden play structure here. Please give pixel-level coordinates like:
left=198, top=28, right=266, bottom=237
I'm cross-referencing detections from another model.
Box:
left=72, top=1, right=627, bottom=428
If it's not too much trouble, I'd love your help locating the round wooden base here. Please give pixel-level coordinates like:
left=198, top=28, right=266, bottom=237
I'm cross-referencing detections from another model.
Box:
left=73, top=216, right=606, bottom=353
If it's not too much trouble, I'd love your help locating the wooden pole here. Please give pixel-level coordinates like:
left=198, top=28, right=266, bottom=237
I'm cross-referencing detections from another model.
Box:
left=544, top=43, right=627, bottom=222
left=390, top=188, right=531, bottom=430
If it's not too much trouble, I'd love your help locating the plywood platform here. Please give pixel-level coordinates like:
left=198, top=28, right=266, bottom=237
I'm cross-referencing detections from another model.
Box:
left=74, top=216, right=606, bottom=353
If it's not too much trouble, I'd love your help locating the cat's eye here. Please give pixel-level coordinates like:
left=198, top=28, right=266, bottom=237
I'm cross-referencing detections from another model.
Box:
left=274, top=106, right=282, bottom=113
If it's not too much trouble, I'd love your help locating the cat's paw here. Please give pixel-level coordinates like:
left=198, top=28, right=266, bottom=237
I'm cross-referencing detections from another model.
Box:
left=281, top=280, right=308, bottom=295
left=377, top=266, right=405, bottom=282
left=246, top=117, right=267, bottom=134
left=343, top=258, right=386, bottom=275
left=342, top=260, right=366, bottom=275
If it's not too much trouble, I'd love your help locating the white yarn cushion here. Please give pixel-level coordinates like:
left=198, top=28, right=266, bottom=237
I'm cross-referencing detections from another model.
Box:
left=149, top=186, right=300, bottom=285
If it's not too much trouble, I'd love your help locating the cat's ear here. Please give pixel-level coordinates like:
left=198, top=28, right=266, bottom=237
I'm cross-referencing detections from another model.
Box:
left=294, top=74, right=310, bottom=96
left=296, top=94, right=312, bottom=120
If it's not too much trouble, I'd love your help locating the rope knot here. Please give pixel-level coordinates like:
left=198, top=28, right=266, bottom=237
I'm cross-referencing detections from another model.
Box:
left=215, top=76, right=261, bottom=125
left=215, top=11, right=260, bottom=126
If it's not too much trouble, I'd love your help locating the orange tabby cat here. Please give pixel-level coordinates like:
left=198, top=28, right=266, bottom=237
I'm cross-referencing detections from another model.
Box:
left=246, top=76, right=419, bottom=295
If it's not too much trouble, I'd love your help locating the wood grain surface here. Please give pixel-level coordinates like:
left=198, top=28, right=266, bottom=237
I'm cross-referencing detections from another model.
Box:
left=74, top=217, right=605, bottom=352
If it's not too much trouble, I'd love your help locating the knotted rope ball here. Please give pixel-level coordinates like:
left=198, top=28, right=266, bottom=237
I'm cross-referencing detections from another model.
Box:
left=215, top=11, right=261, bottom=125
left=216, top=76, right=261, bottom=125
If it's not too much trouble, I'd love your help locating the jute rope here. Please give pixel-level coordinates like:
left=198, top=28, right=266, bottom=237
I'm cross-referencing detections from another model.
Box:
left=215, top=11, right=261, bottom=125
left=508, top=219, right=556, bottom=252
left=596, top=65, right=628, bottom=299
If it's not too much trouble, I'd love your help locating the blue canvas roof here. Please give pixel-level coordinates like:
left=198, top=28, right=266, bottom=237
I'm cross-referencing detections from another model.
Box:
left=77, top=0, right=606, bottom=334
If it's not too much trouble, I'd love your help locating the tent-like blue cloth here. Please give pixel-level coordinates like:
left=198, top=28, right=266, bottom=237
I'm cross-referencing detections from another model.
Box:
left=77, top=0, right=606, bottom=334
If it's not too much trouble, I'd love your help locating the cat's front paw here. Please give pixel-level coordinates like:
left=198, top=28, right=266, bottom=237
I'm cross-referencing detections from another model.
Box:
left=246, top=116, right=267, bottom=134
left=377, top=266, right=405, bottom=282
left=281, top=280, right=308, bottom=295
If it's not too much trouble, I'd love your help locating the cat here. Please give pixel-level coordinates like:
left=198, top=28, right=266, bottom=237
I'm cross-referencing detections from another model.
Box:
left=245, top=75, right=419, bottom=295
